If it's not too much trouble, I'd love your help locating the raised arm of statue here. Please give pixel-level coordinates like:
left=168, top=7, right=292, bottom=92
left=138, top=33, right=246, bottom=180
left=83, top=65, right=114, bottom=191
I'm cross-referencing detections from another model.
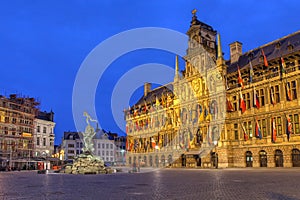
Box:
left=83, top=111, right=97, bottom=125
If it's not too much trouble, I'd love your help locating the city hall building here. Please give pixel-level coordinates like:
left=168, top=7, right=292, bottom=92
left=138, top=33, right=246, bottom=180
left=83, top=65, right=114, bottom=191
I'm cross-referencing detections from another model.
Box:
left=124, top=11, right=300, bottom=168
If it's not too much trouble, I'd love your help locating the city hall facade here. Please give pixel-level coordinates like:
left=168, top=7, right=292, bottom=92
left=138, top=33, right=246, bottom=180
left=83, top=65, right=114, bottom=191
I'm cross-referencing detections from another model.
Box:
left=124, top=11, right=300, bottom=168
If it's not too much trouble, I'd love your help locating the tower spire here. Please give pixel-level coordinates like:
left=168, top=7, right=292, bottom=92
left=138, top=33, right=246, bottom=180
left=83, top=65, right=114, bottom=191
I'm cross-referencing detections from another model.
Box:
left=175, top=55, right=179, bottom=76
left=217, top=33, right=223, bottom=60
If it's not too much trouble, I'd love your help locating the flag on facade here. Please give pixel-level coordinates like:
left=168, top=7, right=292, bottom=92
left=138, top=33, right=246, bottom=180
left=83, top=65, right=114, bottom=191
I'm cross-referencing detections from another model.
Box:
left=255, top=118, right=262, bottom=139
left=239, top=90, right=246, bottom=113
left=249, top=59, right=254, bottom=83
left=253, top=86, right=260, bottom=109
left=126, top=138, right=129, bottom=151
left=241, top=123, right=249, bottom=141
left=261, top=49, right=268, bottom=67
left=151, top=137, right=156, bottom=148
left=286, top=115, right=293, bottom=141
left=226, top=97, right=234, bottom=112
left=272, top=117, right=277, bottom=143
left=238, top=66, right=244, bottom=89
left=280, top=57, right=286, bottom=79
left=286, top=82, right=292, bottom=101
left=270, top=87, right=275, bottom=105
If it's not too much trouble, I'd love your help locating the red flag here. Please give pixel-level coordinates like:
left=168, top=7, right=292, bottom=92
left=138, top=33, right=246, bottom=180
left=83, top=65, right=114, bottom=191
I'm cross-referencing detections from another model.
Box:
left=238, top=66, right=244, bottom=89
left=239, top=91, right=246, bottom=113
left=241, top=123, right=248, bottom=141
left=226, top=97, right=234, bottom=112
left=261, top=49, right=268, bottom=67
left=286, top=115, right=293, bottom=141
left=270, top=87, right=276, bottom=105
left=151, top=137, right=156, bottom=148
left=272, top=117, right=277, bottom=143
left=286, top=82, right=292, bottom=101
left=254, top=86, right=260, bottom=109
left=255, top=118, right=262, bottom=139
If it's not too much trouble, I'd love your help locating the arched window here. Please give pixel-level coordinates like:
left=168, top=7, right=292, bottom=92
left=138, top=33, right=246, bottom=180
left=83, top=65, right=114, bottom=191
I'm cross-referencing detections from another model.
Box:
left=149, top=155, right=153, bottom=167
left=161, top=155, right=165, bottom=167
left=274, top=149, right=283, bottom=167
left=292, top=149, right=300, bottom=167
left=245, top=151, right=253, bottom=167
left=259, top=150, right=267, bottom=167
left=168, top=154, right=172, bottom=166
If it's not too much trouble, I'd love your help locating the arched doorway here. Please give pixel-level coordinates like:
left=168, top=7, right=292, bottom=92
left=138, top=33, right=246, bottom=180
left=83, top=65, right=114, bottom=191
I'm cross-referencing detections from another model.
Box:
left=245, top=151, right=253, bottom=167
left=149, top=155, right=153, bottom=167
left=274, top=149, right=283, bottom=167
left=194, top=155, right=201, bottom=167
left=211, top=152, right=218, bottom=168
left=292, top=149, right=300, bottom=167
left=143, top=155, right=147, bottom=167
left=155, top=155, right=159, bottom=167
left=161, top=155, right=165, bottom=167
left=259, top=150, right=267, bottom=167
left=181, top=154, right=186, bottom=167
left=168, top=154, right=172, bottom=167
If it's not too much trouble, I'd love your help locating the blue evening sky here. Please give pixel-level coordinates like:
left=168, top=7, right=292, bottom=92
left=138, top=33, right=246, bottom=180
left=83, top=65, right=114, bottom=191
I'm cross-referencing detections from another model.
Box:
left=1, top=0, right=299, bottom=144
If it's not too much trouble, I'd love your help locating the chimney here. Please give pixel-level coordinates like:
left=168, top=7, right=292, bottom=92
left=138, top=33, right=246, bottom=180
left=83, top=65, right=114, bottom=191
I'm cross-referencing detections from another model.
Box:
left=144, top=83, right=151, bottom=97
left=229, top=41, right=242, bottom=63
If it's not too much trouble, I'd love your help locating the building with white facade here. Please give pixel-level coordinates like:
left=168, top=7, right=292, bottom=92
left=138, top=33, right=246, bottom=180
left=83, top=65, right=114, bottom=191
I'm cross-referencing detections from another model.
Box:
left=94, top=130, right=116, bottom=166
left=61, top=129, right=125, bottom=166
left=33, top=111, right=55, bottom=159
left=61, top=131, right=82, bottom=161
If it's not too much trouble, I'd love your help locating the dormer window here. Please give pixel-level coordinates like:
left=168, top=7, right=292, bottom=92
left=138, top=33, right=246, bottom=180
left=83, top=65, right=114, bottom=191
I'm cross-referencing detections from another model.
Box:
left=288, top=44, right=294, bottom=51
left=275, top=42, right=281, bottom=49
left=248, top=52, right=254, bottom=59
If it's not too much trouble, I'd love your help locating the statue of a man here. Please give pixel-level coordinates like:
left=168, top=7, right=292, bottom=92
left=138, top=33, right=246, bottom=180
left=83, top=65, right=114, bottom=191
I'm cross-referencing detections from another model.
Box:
left=82, top=112, right=97, bottom=154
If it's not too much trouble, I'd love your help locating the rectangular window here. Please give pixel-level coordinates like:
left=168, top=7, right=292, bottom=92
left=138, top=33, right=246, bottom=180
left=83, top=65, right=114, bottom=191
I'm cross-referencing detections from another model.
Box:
left=110, top=151, right=113, bottom=156
left=245, top=93, right=251, bottom=109
left=106, top=151, right=109, bottom=156
left=110, top=144, right=113, bottom=149
left=274, top=85, right=280, bottom=103
left=102, top=143, right=105, bottom=149
left=98, top=143, right=100, bottom=148
left=43, top=127, right=47, bottom=133
left=291, top=80, right=297, bottom=100
left=68, top=144, right=74, bottom=148
left=248, top=121, right=253, bottom=138
left=277, top=117, right=282, bottom=135
left=259, top=89, right=265, bottom=106
left=291, top=114, right=300, bottom=134
left=68, top=150, right=74, bottom=154
left=43, top=138, right=46, bottom=146
left=106, top=144, right=109, bottom=149
left=262, top=119, right=267, bottom=137
left=37, top=137, right=40, bottom=146
left=102, top=151, right=104, bottom=156
left=76, top=150, right=79, bottom=155
left=233, top=96, right=237, bottom=111
left=234, top=123, right=238, bottom=140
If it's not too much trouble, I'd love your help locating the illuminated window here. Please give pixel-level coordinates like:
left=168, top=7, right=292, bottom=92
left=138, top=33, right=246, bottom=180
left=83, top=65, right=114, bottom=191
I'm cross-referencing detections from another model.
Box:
left=259, top=89, right=265, bottom=106
left=277, top=117, right=282, bottom=135
left=291, top=80, right=297, bottom=99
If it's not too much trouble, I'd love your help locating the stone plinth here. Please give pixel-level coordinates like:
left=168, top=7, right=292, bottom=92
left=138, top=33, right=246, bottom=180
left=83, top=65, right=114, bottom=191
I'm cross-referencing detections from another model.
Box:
left=65, top=152, right=107, bottom=174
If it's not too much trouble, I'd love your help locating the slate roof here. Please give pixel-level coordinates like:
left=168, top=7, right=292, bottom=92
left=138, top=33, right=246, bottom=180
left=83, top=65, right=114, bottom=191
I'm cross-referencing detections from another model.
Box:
left=134, top=83, right=173, bottom=107
left=227, top=30, right=300, bottom=73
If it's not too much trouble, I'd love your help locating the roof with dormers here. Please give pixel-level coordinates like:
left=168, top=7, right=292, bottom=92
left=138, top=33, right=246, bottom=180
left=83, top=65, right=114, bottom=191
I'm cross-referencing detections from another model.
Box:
left=227, top=30, right=300, bottom=73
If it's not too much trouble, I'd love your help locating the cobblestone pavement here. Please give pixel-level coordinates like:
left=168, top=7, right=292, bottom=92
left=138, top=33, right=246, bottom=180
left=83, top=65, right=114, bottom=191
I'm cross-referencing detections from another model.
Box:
left=1, top=168, right=300, bottom=200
